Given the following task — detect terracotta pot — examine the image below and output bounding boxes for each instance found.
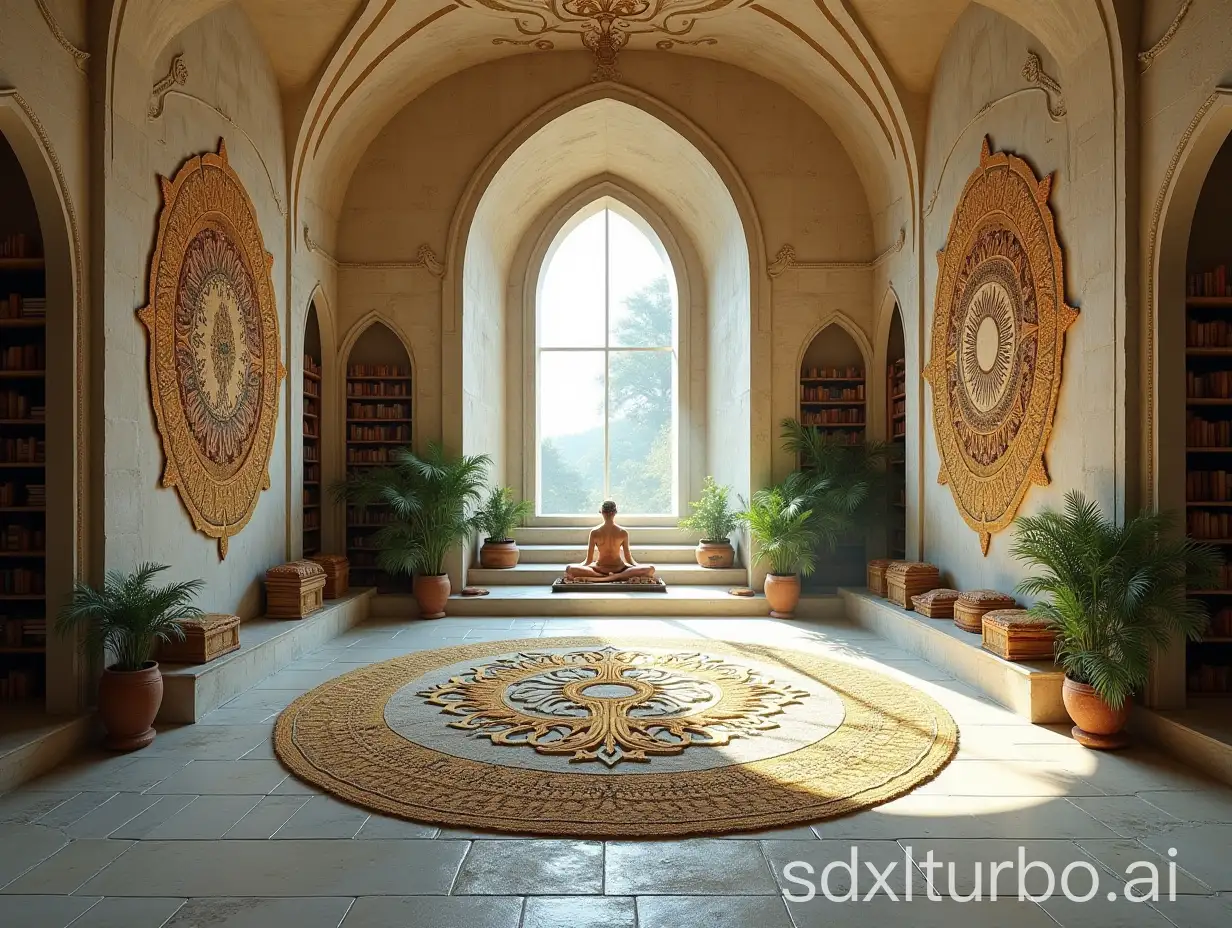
[480,540,519,569]
[764,573,801,618]
[414,573,451,619]
[1062,676,1131,749]
[695,540,735,569]
[98,662,163,751]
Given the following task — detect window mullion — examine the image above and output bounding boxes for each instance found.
[603,208,611,503]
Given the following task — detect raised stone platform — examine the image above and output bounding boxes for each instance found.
[372,584,771,618]
[160,589,375,723]
[0,708,97,792]
[1133,700,1232,788]
[840,588,1066,723]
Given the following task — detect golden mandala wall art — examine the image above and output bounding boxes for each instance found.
[923,137,1078,556]
[139,140,285,558]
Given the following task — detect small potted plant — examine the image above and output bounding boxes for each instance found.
[737,475,824,617]
[1011,490,1221,749]
[476,486,534,568]
[679,477,739,568]
[337,443,490,618]
[57,563,204,750]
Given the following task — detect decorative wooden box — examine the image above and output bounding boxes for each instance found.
[867,559,894,597]
[266,560,327,619]
[157,613,240,664]
[911,588,961,619]
[308,554,349,599]
[885,561,941,609]
[982,609,1056,661]
[953,590,1017,633]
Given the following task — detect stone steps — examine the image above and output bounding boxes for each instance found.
[371,585,768,618]
[468,562,747,586]
[513,543,701,564]
[513,526,698,546]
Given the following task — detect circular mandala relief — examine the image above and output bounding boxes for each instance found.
[924,138,1077,555]
[139,141,283,557]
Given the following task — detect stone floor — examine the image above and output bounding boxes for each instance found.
[1,615,1231,927]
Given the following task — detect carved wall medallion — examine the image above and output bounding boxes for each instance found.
[138,140,284,558]
[923,138,1077,555]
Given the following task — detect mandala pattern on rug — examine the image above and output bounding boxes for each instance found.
[275,637,959,838]
[139,140,284,557]
[924,137,1077,556]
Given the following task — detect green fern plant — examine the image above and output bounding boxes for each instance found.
[736,476,828,576]
[476,486,534,542]
[1011,490,1222,709]
[679,477,739,542]
[778,418,893,517]
[56,563,203,672]
[334,442,491,577]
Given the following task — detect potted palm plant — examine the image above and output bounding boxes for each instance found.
[1011,490,1221,749]
[476,486,534,568]
[337,443,490,618]
[737,474,826,617]
[57,563,204,750]
[679,476,739,568]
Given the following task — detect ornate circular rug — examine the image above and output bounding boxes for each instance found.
[274,637,958,837]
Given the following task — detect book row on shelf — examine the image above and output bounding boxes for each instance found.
[800,409,865,426]
[0,391,43,420]
[1,437,44,464]
[304,395,319,417]
[348,363,409,378]
[0,483,42,507]
[1186,370,1232,399]
[1189,663,1232,695]
[347,402,411,420]
[347,381,409,398]
[304,444,319,464]
[1187,415,1232,448]
[347,448,397,465]
[304,419,319,440]
[808,430,866,446]
[0,668,40,702]
[1199,564,1232,589]
[2,295,44,319]
[802,366,862,380]
[305,463,320,483]
[0,234,37,259]
[1185,470,1232,502]
[303,378,320,400]
[303,509,320,531]
[800,385,864,402]
[348,507,394,527]
[304,354,322,378]
[1,525,45,552]
[1206,608,1232,638]
[891,397,906,419]
[348,424,411,442]
[3,618,45,647]
[1187,319,1232,347]
[1189,265,1232,298]
[0,344,44,371]
[1186,510,1232,539]
[0,568,44,595]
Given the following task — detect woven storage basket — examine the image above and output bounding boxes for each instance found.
[953,590,1017,633]
[308,554,349,599]
[911,588,961,619]
[982,609,1057,661]
[867,559,894,597]
[157,613,240,664]
[885,561,941,609]
[266,560,327,619]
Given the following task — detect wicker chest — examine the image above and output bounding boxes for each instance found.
[953,590,1017,633]
[157,613,240,665]
[885,562,941,609]
[266,560,327,619]
[982,609,1057,661]
[911,588,961,619]
[308,554,349,599]
[867,559,894,597]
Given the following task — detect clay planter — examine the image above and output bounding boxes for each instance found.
[1062,677,1131,749]
[98,662,163,751]
[479,540,519,569]
[414,573,451,619]
[764,573,801,618]
[695,540,735,569]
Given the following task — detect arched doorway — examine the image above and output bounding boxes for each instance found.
[344,320,413,593]
[885,304,906,559]
[302,300,322,557]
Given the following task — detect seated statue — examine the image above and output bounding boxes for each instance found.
[564,500,657,583]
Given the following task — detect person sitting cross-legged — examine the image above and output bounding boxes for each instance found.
[563,500,657,583]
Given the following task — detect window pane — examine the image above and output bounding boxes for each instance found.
[539,211,606,348]
[608,349,675,515]
[608,210,673,348]
[538,351,605,515]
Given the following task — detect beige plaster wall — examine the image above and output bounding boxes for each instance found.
[105,5,289,618]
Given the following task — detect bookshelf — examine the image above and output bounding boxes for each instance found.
[1185,263,1232,697]
[0,228,47,706]
[887,355,906,560]
[302,304,323,558]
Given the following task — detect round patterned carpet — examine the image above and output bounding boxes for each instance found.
[274,637,959,837]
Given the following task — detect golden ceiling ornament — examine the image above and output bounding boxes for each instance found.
[138,140,285,559]
[459,0,740,81]
[421,646,809,767]
[923,137,1077,556]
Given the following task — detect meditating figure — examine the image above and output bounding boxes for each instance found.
[564,500,657,583]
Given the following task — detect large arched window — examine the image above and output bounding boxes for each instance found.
[536,199,678,516]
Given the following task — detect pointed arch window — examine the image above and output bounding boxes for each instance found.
[536,199,678,516]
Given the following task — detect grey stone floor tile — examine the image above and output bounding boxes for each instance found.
[454,840,603,895]
[267,775,319,795]
[79,840,469,897]
[139,725,273,761]
[1138,789,1232,823]
[636,895,793,928]
[1038,894,1179,927]
[1076,839,1212,895]
[195,708,280,726]
[2,838,133,894]
[62,793,162,838]
[341,895,523,927]
[353,813,438,839]
[164,897,354,928]
[787,896,1058,927]
[1140,823,1232,890]
[222,795,310,839]
[905,838,1119,899]
[255,668,354,690]
[523,895,635,928]
[0,894,100,928]
[146,761,289,796]
[0,790,75,823]
[142,796,263,840]
[1147,893,1232,928]
[33,756,190,793]
[763,838,932,899]
[0,824,69,885]
[604,839,778,895]
[221,689,301,712]
[1070,794,1189,838]
[67,897,186,928]
[107,796,198,840]
[272,796,369,839]
[32,790,115,828]
[236,739,278,761]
